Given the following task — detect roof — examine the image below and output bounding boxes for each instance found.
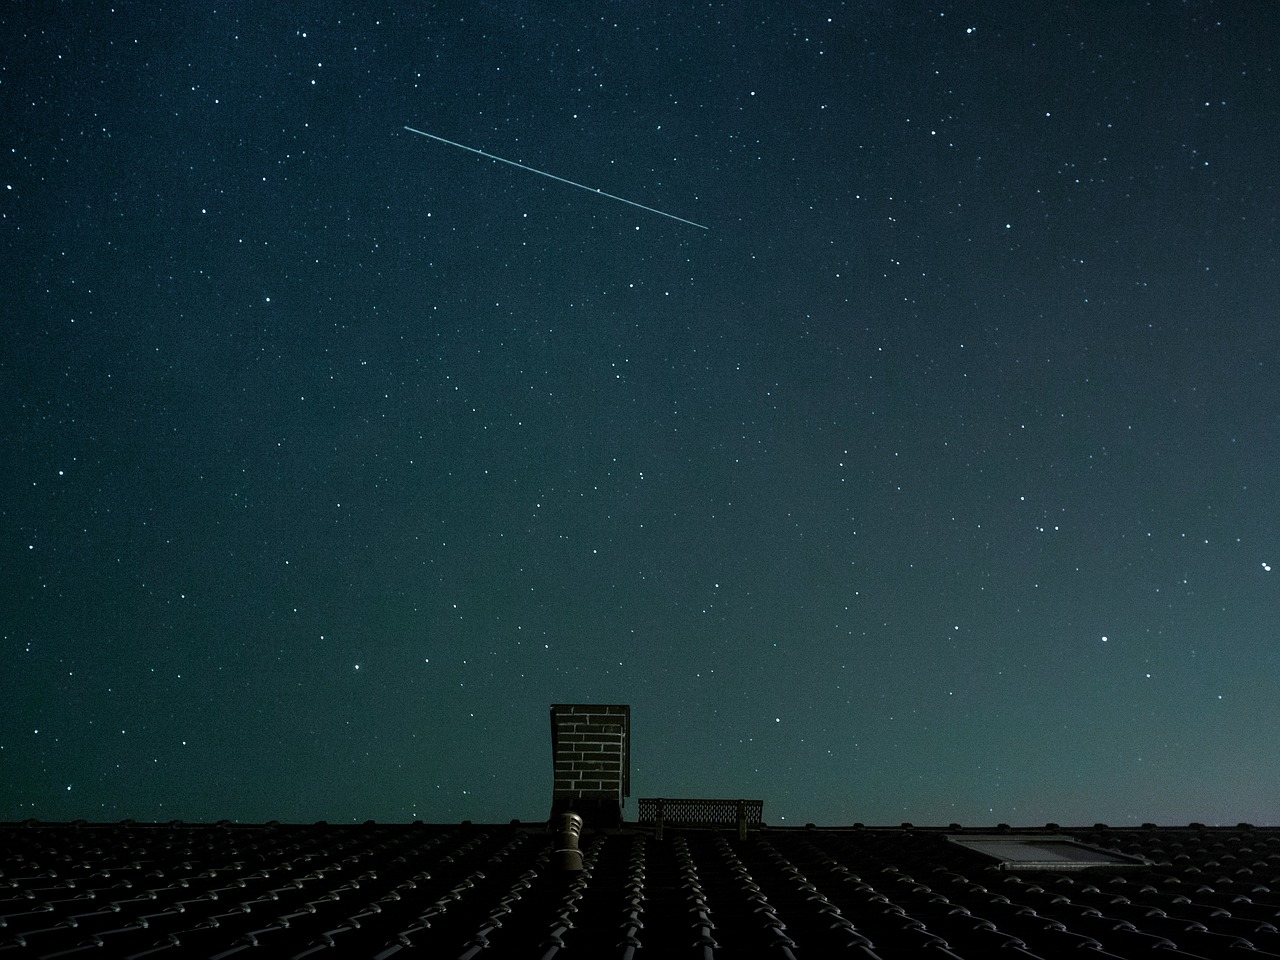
[3,819,1279,958]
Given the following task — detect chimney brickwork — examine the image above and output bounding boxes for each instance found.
[550,704,630,825]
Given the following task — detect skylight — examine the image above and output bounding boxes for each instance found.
[948,835,1148,871]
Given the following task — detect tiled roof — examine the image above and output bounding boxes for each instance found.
[3,819,1279,958]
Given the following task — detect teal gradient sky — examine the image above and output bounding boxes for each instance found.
[3,3,1278,827]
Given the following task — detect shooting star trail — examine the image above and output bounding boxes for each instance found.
[403,126,709,230]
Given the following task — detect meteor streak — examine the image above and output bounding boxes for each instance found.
[403,126,709,230]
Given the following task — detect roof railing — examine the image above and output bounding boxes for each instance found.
[637,798,763,840]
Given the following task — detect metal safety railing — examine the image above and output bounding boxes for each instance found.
[636,798,764,840]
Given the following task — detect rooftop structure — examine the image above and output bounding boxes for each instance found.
[3,820,1279,958]
[3,705,1275,958]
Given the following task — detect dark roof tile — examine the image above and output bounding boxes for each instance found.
[6,822,1280,958]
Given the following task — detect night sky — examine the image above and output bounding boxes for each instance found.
[4,4,1279,829]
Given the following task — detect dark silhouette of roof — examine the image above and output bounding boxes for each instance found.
[3,819,1279,958]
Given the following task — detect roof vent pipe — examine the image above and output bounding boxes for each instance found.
[554,812,584,872]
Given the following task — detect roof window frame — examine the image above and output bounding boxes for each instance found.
[946,834,1149,871]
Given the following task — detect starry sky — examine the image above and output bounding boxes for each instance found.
[3,3,1279,829]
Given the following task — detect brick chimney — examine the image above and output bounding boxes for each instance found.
[549,704,630,826]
